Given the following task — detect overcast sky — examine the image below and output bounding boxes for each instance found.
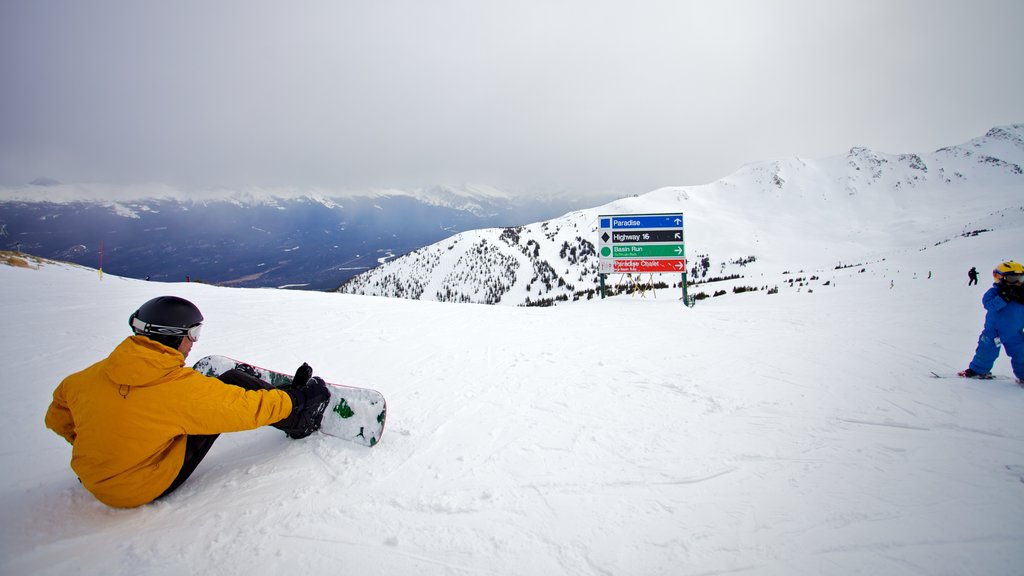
[2,0,1022,197]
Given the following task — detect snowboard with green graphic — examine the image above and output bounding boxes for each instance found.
[193,355,386,447]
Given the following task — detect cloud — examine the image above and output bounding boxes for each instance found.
[2,0,1023,196]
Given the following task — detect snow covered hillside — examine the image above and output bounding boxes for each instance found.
[2,199,1023,576]
[339,124,1024,306]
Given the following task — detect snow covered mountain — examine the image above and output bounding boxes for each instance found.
[338,125,1024,306]
[0,183,611,290]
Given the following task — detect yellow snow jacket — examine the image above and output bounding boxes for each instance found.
[45,336,293,508]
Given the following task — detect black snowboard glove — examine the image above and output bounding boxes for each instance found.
[276,377,330,439]
[290,362,313,389]
[274,362,312,393]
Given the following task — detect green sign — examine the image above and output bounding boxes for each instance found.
[601,244,685,258]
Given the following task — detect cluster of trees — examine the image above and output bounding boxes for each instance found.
[693,273,744,284]
[960,229,991,238]
[730,256,757,266]
[691,284,782,300]
[526,258,562,294]
[689,254,712,279]
[436,239,519,305]
[558,237,595,265]
[499,226,600,301]
[689,255,757,285]
[498,226,523,245]
[523,294,570,307]
[367,276,426,300]
[340,248,445,299]
[784,275,819,287]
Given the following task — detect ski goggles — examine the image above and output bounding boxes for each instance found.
[130,317,203,342]
[1003,273,1023,285]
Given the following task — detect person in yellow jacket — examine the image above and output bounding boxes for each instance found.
[45,296,330,508]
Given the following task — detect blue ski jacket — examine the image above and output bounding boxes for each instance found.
[980,285,1024,340]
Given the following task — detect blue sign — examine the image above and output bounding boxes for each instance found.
[599,214,683,230]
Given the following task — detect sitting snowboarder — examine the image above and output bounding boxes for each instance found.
[960,261,1024,383]
[45,296,330,508]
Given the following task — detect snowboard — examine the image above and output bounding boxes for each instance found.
[193,355,386,447]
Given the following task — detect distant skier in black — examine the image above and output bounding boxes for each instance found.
[968,267,979,286]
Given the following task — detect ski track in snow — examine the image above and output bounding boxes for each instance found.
[2,219,1024,575]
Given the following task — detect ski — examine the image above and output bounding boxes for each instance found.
[930,371,1014,381]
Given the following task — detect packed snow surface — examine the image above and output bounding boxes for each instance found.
[2,204,1023,575]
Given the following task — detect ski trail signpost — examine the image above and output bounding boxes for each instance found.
[598,213,691,304]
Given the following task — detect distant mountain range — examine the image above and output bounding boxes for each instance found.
[5,126,1021,299]
[338,124,1024,306]
[0,184,616,290]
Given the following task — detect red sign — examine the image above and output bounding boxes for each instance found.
[605,259,686,273]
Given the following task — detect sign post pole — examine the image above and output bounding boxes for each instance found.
[681,226,692,306]
[682,270,690,306]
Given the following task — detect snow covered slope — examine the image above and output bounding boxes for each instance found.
[2,197,1024,575]
[339,124,1024,306]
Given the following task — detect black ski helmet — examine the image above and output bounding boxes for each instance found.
[129,296,204,348]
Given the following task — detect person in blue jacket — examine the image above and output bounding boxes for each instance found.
[961,261,1024,383]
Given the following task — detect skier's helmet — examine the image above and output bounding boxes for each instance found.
[992,261,1024,285]
[129,296,204,348]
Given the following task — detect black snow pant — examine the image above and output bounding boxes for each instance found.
[157,368,277,500]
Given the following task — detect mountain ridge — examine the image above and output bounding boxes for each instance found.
[0,181,607,213]
[0,184,609,290]
[338,124,1024,306]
